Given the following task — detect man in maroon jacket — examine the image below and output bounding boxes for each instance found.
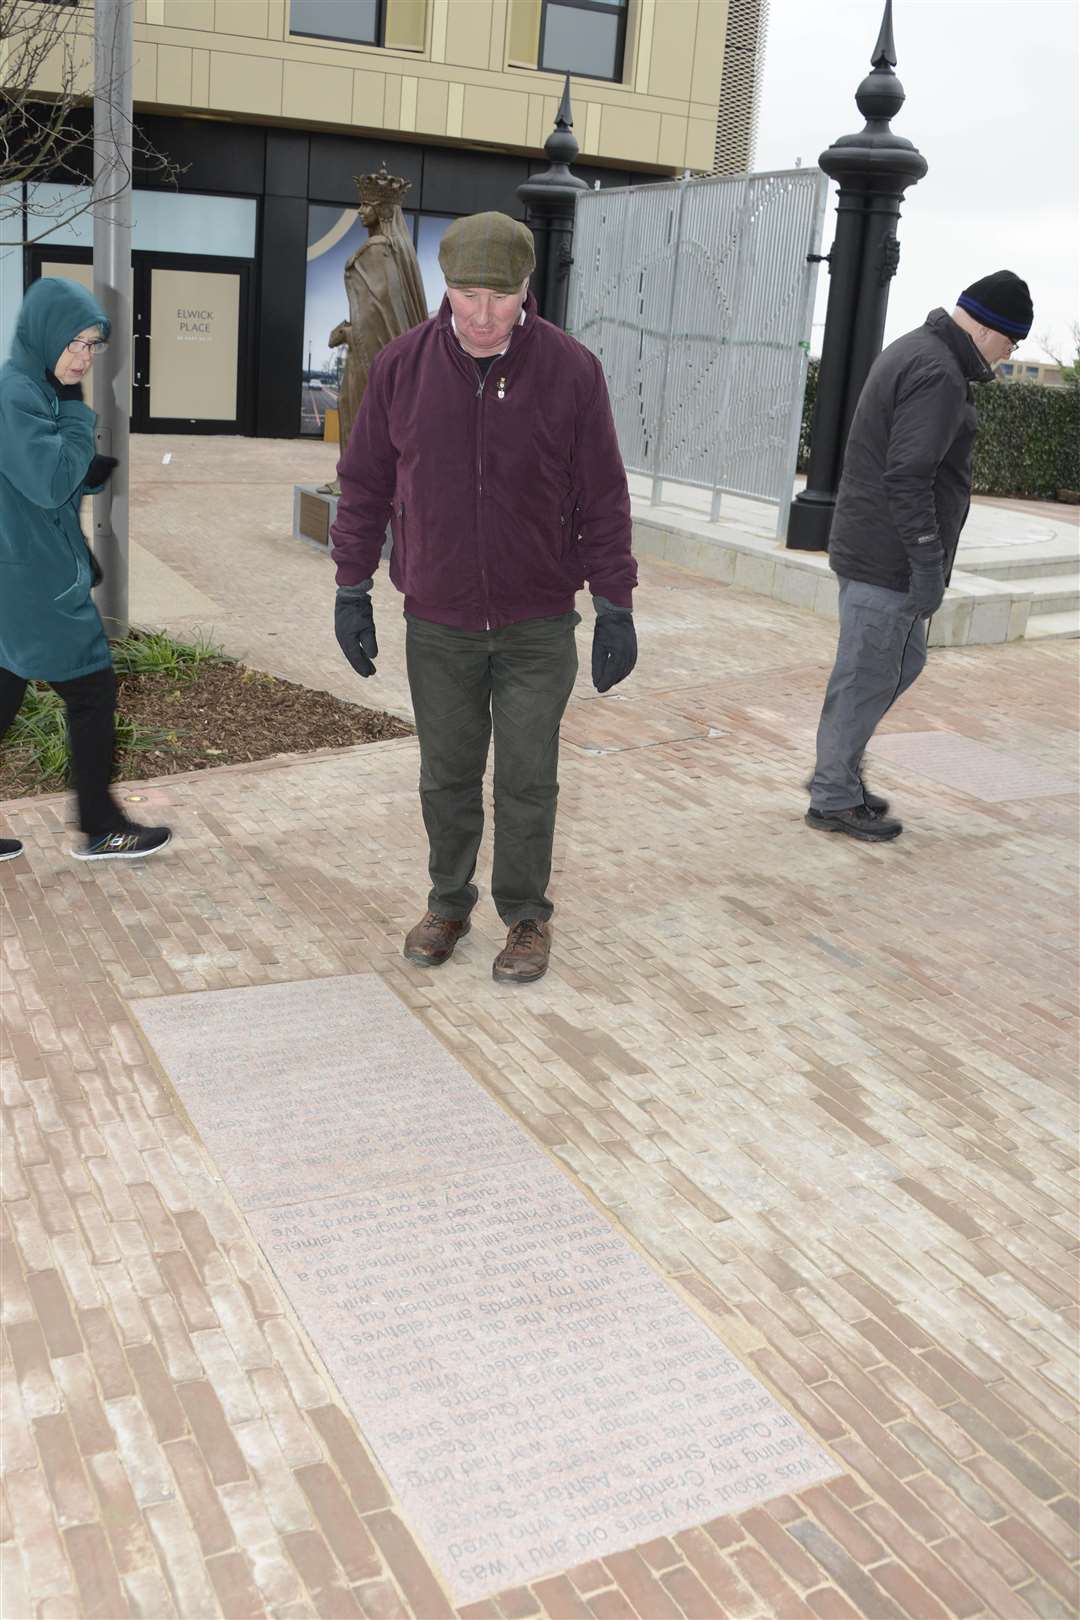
[331,211,637,984]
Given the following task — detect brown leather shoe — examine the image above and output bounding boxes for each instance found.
[403,911,470,966]
[492,919,551,984]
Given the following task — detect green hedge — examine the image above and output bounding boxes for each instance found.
[798,358,1080,500]
[969,380,1080,499]
[798,359,819,472]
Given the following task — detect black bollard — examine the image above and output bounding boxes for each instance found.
[786,0,927,551]
[517,75,589,331]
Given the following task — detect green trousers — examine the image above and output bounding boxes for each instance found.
[405,611,579,926]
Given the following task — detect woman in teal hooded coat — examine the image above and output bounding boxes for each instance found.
[0,277,170,863]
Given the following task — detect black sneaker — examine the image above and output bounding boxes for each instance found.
[805,805,903,842]
[72,825,172,861]
[0,838,24,861]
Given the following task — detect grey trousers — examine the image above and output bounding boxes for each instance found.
[405,611,579,926]
[809,578,928,813]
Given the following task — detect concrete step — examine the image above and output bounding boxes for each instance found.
[970,551,1080,581]
[1025,609,1080,640]
[1019,573,1080,616]
[633,495,1079,646]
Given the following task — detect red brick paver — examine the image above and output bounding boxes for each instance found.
[1,437,1077,1618]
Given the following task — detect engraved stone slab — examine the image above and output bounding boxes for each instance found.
[871,731,1075,803]
[133,979,526,1210]
[133,976,838,1602]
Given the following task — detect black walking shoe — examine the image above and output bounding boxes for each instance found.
[804,774,890,816]
[805,805,903,842]
[0,838,24,861]
[72,824,172,861]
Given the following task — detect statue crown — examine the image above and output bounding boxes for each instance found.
[355,165,411,208]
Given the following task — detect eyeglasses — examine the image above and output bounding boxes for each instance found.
[66,338,108,357]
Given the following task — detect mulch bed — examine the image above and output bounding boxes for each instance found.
[0,661,413,801]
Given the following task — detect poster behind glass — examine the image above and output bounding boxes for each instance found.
[302,206,455,437]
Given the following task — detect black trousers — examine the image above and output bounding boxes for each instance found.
[0,665,125,837]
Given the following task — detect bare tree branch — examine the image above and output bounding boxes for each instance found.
[1035,321,1080,373]
[0,0,182,246]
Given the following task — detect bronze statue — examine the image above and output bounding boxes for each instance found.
[323,167,428,489]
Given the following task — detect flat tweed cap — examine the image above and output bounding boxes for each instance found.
[439,212,535,293]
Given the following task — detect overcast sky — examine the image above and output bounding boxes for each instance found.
[755,0,1079,363]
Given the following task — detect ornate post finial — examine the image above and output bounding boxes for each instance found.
[544,73,582,169]
[871,0,897,69]
[854,1,906,128]
[556,73,574,131]
[516,73,588,328]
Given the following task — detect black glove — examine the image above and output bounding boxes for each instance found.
[908,552,946,619]
[85,454,119,488]
[335,584,378,677]
[591,607,637,693]
[45,369,84,403]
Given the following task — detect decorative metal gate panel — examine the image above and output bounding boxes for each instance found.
[566,169,827,533]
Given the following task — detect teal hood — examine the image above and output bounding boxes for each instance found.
[0,276,112,682]
[8,277,110,382]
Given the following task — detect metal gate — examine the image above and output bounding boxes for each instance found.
[566,168,827,534]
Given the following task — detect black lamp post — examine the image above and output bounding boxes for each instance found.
[786,0,927,551]
[517,75,589,330]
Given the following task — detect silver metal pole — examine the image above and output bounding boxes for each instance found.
[775,172,829,538]
[648,180,687,509]
[92,0,133,639]
[706,175,755,524]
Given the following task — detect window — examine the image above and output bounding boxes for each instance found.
[1026,366,1039,377]
[415,215,457,314]
[1000,363,1013,375]
[290,0,382,47]
[539,0,626,82]
[302,204,455,435]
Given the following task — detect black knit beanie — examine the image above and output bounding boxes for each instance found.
[957,271,1033,339]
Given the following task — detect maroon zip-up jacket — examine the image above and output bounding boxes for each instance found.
[330,293,636,629]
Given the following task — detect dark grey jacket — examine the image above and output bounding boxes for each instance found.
[828,308,994,593]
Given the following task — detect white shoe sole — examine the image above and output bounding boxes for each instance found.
[0,847,24,862]
[71,831,172,861]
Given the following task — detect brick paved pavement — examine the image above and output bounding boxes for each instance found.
[1,438,1077,1619]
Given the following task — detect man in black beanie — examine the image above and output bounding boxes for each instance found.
[805,270,1033,841]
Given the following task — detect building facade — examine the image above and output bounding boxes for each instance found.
[994,359,1066,388]
[7,0,767,436]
